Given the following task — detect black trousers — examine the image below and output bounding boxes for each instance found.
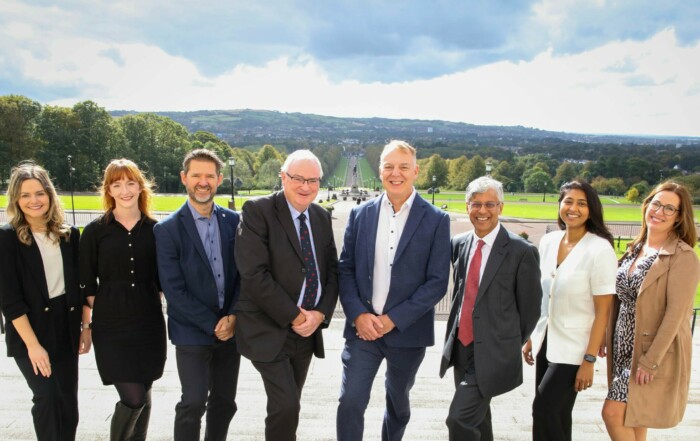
[174,339,240,441]
[532,334,579,441]
[251,330,314,441]
[16,354,79,441]
[445,343,493,441]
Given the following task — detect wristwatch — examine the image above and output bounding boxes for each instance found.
[583,354,596,363]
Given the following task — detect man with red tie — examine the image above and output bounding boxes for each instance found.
[439,176,542,441]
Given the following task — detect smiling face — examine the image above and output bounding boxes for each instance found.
[281,158,322,212]
[181,159,223,206]
[18,178,50,224]
[380,148,418,206]
[468,188,503,238]
[645,190,680,238]
[559,188,590,231]
[108,177,142,212]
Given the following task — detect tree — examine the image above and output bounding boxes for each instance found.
[0,95,43,186]
[423,154,448,189]
[625,187,640,203]
[524,170,554,199]
[37,105,80,190]
[447,156,469,191]
[255,158,282,189]
[464,155,485,185]
[590,176,626,196]
[553,161,578,187]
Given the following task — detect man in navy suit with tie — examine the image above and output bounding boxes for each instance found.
[336,140,451,440]
[154,149,240,441]
[234,150,339,441]
[440,176,542,441]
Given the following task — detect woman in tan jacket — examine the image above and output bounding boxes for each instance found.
[602,181,700,440]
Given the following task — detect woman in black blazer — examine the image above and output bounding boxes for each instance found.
[0,163,89,441]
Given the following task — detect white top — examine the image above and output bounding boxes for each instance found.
[371,191,416,314]
[33,232,65,299]
[530,230,617,364]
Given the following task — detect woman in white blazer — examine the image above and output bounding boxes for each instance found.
[522,181,617,441]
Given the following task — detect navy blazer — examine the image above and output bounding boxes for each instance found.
[338,194,451,348]
[0,225,82,358]
[440,225,542,398]
[154,203,240,345]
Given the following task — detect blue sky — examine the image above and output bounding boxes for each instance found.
[1,0,699,136]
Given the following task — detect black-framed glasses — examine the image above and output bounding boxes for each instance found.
[468,201,501,210]
[649,200,679,216]
[285,172,321,186]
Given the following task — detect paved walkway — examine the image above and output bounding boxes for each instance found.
[2,199,699,440]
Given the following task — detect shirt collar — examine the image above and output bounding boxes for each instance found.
[187,199,217,220]
[286,201,309,221]
[381,188,417,214]
[474,222,501,248]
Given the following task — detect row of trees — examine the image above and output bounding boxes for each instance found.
[0,95,341,193]
[363,143,700,201]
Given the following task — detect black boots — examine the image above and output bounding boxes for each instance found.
[110,401,142,441]
[129,390,152,441]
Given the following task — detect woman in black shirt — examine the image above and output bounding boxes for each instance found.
[80,159,166,441]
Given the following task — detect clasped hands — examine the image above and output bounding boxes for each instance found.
[291,308,325,337]
[354,313,395,341]
[214,314,236,341]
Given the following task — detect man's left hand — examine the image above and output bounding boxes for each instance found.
[215,314,236,341]
[292,308,324,337]
[377,314,395,335]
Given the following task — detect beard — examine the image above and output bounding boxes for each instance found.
[187,185,217,204]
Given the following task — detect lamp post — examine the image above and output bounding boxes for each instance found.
[431,175,436,205]
[486,160,492,176]
[67,155,76,225]
[228,157,236,211]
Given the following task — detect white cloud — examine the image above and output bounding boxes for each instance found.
[7,21,700,137]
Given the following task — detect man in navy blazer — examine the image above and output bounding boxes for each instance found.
[439,176,542,441]
[337,140,451,441]
[154,149,240,441]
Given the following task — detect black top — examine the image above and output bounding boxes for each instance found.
[80,214,166,384]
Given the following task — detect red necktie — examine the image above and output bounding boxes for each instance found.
[458,239,485,346]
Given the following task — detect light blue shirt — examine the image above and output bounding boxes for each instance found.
[287,202,322,308]
[187,200,225,309]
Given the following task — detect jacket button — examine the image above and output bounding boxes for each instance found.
[301,268,306,273]
[70,307,75,311]
[44,307,50,312]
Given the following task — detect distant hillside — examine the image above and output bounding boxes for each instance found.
[110,109,700,148]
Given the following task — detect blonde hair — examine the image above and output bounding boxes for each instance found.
[631,180,697,249]
[6,162,71,246]
[100,159,155,220]
[379,140,417,167]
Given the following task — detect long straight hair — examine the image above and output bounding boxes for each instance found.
[6,162,71,246]
[557,181,614,246]
[630,181,697,250]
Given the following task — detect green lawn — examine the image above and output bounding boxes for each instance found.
[327,156,348,188]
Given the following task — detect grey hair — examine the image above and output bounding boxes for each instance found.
[379,140,416,165]
[465,176,504,202]
[280,150,324,178]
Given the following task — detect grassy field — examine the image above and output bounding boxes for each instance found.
[357,157,378,188]
[327,155,348,187]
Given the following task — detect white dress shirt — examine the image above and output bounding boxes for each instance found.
[371,190,417,314]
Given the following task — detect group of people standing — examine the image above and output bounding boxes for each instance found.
[1,140,698,441]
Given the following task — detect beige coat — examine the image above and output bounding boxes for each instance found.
[607,235,700,428]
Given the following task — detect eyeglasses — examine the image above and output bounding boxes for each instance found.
[285,172,321,186]
[468,201,502,210]
[649,200,679,216]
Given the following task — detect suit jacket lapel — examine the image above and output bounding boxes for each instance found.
[475,225,509,307]
[216,208,232,286]
[365,197,381,272]
[309,206,326,275]
[394,198,427,263]
[178,204,210,266]
[274,193,304,261]
[22,236,50,302]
